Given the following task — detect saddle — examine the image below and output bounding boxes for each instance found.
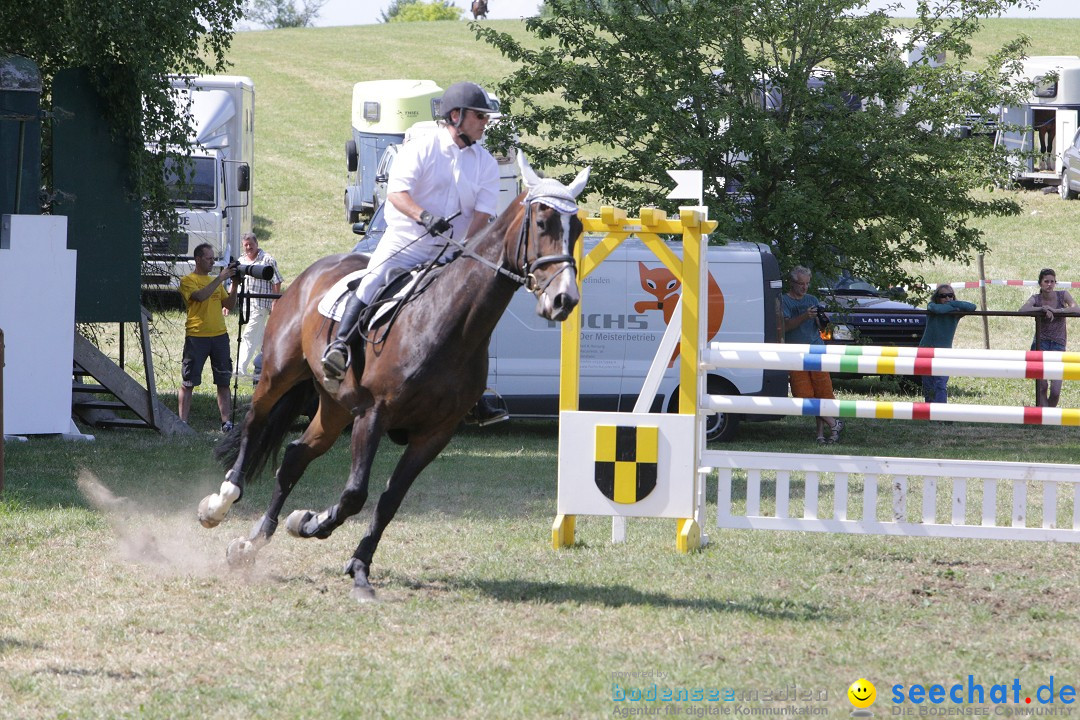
[317,261,448,333]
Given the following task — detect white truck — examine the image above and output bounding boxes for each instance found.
[352,211,787,441]
[143,75,254,289]
[996,56,1080,187]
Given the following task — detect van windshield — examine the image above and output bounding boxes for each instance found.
[164,156,216,207]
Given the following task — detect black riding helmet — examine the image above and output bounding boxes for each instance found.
[439,81,499,125]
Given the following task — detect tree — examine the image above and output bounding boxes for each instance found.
[246,0,328,28]
[381,0,463,22]
[0,0,244,238]
[476,0,1037,294]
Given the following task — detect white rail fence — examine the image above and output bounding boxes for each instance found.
[702,450,1080,542]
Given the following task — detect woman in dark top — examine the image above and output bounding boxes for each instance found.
[1018,268,1079,407]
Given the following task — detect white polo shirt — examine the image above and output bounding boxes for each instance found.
[384,124,501,242]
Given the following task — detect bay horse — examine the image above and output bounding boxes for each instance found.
[198,153,589,601]
[471,0,488,20]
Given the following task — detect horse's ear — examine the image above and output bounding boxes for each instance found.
[517,150,544,189]
[566,166,591,199]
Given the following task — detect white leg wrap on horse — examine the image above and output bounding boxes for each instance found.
[198,480,242,528]
[213,481,241,512]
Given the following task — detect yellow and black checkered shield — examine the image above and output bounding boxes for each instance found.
[594,424,658,504]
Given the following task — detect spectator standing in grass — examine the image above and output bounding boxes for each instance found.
[1019,268,1079,407]
[782,266,843,444]
[230,231,283,381]
[918,284,975,403]
[179,243,238,431]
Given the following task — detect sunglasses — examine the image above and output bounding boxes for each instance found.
[471,110,490,121]
[937,293,954,299]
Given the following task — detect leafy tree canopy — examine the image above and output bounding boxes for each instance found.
[0,0,244,232]
[476,0,1038,294]
[246,0,328,28]
[382,0,463,22]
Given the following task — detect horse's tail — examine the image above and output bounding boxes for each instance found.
[213,379,318,480]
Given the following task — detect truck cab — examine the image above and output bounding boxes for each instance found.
[143,75,254,289]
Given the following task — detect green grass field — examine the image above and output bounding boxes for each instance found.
[4,17,1080,720]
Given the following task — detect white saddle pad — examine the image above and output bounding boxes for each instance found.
[316,267,427,327]
[317,270,368,321]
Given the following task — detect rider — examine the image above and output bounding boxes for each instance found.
[321,80,508,424]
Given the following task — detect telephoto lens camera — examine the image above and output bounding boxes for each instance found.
[228,259,275,281]
[815,304,829,331]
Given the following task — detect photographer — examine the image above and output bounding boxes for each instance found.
[782,266,843,444]
[227,232,283,381]
[179,243,239,431]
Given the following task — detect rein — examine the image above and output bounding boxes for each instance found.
[439,200,576,293]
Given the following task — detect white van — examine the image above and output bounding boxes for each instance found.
[352,211,787,441]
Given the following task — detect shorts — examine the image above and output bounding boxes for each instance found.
[182,334,232,388]
[789,370,834,400]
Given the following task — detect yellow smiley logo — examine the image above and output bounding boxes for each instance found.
[848,678,877,708]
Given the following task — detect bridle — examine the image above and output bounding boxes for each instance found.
[438,197,579,294]
[509,200,578,293]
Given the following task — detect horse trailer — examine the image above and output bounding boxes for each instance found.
[996,56,1080,187]
[343,79,443,223]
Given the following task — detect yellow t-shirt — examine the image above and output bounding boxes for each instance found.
[179,273,228,337]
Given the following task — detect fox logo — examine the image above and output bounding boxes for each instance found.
[633,262,724,367]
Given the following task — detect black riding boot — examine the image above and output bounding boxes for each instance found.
[465,394,509,427]
[321,294,366,388]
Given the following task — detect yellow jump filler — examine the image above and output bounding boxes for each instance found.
[553,200,716,552]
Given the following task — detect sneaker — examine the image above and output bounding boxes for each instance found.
[221,421,234,433]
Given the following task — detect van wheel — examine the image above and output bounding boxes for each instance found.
[666,376,741,443]
[1060,171,1077,200]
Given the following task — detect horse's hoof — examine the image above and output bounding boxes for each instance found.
[285,509,313,538]
[197,494,221,529]
[350,584,378,603]
[226,537,258,568]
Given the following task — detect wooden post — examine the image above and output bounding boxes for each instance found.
[978,253,990,349]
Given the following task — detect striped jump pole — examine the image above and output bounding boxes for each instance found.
[703,395,1080,426]
[703,348,1080,381]
[706,341,1080,365]
[949,279,1080,288]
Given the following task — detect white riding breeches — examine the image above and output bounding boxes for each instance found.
[354,231,451,305]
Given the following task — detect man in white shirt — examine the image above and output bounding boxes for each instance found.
[232,232,283,379]
[321,81,503,420]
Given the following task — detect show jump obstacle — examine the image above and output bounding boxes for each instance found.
[554,207,1080,552]
[554,206,716,553]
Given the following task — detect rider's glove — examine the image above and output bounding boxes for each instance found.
[419,211,452,236]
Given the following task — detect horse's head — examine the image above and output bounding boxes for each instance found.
[513,151,589,322]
